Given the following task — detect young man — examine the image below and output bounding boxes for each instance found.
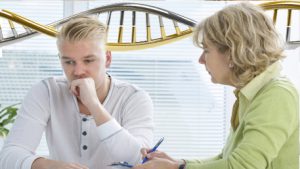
[0,16,154,169]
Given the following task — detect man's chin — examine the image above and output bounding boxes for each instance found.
[210,77,218,84]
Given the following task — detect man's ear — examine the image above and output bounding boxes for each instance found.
[105,51,112,68]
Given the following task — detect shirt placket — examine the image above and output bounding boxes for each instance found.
[80,115,91,160]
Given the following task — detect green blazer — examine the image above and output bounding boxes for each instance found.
[186,62,299,169]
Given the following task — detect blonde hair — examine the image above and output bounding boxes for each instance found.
[57,16,107,47]
[193,3,285,88]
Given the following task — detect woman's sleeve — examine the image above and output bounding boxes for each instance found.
[185,85,298,169]
[185,153,222,164]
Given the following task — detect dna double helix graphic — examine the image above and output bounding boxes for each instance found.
[0,1,299,50]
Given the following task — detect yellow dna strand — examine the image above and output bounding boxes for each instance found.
[0,3,196,51]
[0,1,299,50]
[260,0,300,49]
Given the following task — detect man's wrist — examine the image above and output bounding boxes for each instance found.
[32,157,62,169]
[177,159,186,169]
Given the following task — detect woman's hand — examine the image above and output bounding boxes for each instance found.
[133,148,179,169]
[133,157,178,169]
[141,148,177,163]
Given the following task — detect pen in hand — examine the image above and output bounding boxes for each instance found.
[142,137,164,164]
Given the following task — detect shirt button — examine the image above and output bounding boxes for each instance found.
[83,145,88,150]
[82,131,87,136]
[82,118,87,122]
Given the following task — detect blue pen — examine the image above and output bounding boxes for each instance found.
[109,161,133,168]
[142,137,164,163]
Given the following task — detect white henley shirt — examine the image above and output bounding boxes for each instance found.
[0,76,154,169]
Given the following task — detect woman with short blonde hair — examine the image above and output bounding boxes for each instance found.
[193,2,285,88]
[134,2,299,169]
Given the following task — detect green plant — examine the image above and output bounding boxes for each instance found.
[0,103,19,137]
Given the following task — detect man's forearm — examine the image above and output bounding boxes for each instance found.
[31,157,64,169]
[89,102,112,126]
